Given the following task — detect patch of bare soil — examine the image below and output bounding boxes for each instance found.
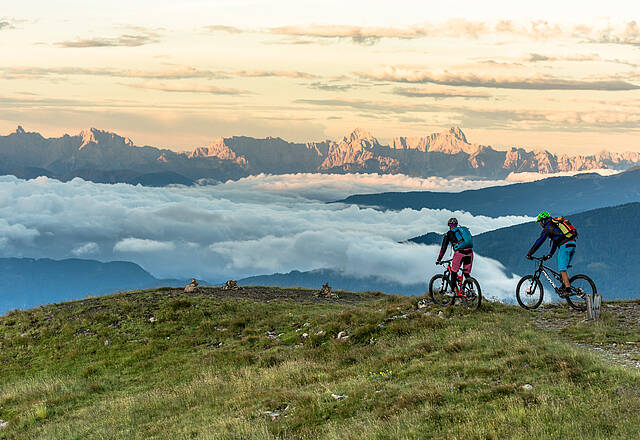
[531,301,640,369]
[190,285,377,305]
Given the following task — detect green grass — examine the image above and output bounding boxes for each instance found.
[0,288,639,439]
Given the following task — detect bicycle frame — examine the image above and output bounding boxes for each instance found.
[439,260,465,296]
[532,259,562,291]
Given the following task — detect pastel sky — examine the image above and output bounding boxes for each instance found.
[1,0,639,154]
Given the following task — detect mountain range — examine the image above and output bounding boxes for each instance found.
[336,168,640,217]
[2,126,640,184]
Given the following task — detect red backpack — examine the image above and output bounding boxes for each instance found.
[552,216,578,240]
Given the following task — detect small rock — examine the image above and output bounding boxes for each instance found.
[149,316,157,323]
[417,299,429,309]
[303,322,310,327]
[0,419,7,429]
[336,331,349,340]
[314,282,339,299]
[438,311,445,318]
[331,393,347,400]
[314,330,326,336]
[184,278,199,293]
[301,333,309,338]
[521,384,533,391]
[262,410,280,421]
[223,280,239,290]
[104,340,112,346]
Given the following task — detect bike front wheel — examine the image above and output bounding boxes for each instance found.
[460,277,482,310]
[429,274,452,306]
[516,275,544,309]
[566,274,596,311]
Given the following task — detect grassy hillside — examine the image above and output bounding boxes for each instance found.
[1,287,639,439]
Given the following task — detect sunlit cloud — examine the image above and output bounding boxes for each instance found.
[392,87,491,99]
[204,20,640,47]
[358,67,640,91]
[232,69,317,79]
[125,81,251,95]
[0,66,226,80]
[0,20,13,31]
[54,33,159,48]
[205,25,247,34]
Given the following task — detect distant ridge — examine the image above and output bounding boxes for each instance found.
[2,126,640,185]
[0,257,189,313]
[336,169,640,217]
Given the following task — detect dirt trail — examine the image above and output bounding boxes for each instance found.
[531,301,640,369]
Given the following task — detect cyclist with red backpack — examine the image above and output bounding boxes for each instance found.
[526,211,578,297]
[436,217,474,293]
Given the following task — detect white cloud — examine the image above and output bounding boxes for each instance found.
[71,242,99,256]
[0,173,545,299]
[114,238,176,253]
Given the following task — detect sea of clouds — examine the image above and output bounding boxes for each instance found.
[1,170,610,301]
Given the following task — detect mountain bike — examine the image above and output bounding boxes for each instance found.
[515,256,596,311]
[429,259,482,310]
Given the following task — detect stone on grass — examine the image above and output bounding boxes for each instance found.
[262,410,280,421]
[336,331,349,340]
[104,340,112,346]
[301,333,309,338]
[0,419,7,429]
[331,393,347,400]
[314,282,339,299]
[223,280,239,290]
[149,316,157,323]
[184,278,199,293]
[521,384,533,391]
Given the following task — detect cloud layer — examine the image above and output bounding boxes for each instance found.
[0,173,537,299]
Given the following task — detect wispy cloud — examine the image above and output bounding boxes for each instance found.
[205,25,245,34]
[308,82,355,92]
[591,20,640,47]
[392,87,491,99]
[126,81,250,95]
[295,97,640,131]
[0,66,227,80]
[0,20,13,31]
[202,20,640,47]
[358,67,640,91]
[232,69,317,79]
[55,33,158,48]
[0,66,318,81]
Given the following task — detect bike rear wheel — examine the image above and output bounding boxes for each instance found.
[459,277,482,310]
[516,275,544,309]
[566,274,596,311]
[429,274,452,306]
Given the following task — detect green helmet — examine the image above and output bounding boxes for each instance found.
[536,211,551,222]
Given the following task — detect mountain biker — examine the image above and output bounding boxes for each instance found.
[436,217,474,293]
[526,211,575,297]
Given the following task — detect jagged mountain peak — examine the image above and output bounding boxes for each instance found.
[14,125,26,135]
[443,126,468,143]
[346,128,377,143]
[77,128,135,149]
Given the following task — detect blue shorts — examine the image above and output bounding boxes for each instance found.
[557,242,576,272]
